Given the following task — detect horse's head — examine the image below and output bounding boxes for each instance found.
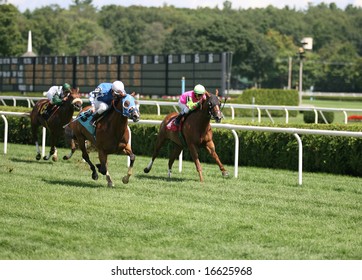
[68,88,83,111]
[204,91,223,123]
[114,92,140,122]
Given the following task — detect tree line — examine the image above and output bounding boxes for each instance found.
[1,0,362,92]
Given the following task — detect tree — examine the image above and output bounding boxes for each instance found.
[0,4,24,56]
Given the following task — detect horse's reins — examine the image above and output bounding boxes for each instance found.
[112,99,124,115]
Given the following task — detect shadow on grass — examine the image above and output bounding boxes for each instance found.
[136,173,186,182]
[42,178,102,189]
[10,157,53,165]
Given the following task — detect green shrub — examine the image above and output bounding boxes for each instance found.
[303,111,334,124]
[2,115,361,176]
[232,89,299,117]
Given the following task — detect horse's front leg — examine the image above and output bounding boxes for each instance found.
[35,141,41,160]
[43,132,58,161]
[79,139,98,181]
[43,146,57,161]
[205,141,229,177]
[96,151,113,187]
[188,144,204,182]
[31,122,41,160]
[122,143,135,184]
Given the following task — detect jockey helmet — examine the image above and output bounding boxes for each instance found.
[112,80,126,96]
[62,83,71,92]
[194,84,206,95]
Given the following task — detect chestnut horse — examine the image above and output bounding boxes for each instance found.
[144,92,229,182]
[64,93,140,187]
[30,88,83,161]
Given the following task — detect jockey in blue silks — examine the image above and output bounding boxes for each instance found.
[88,81,127,126]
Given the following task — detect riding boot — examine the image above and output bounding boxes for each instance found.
[90,112,101,127]
[174,113,184,126]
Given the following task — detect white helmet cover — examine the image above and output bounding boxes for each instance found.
[194,84,206,95]
[112,81,126,95]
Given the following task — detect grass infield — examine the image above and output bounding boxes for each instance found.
[0,143,361,260]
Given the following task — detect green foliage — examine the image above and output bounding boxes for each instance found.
[233,89,299,117]
[303,110,335,124]
[2,3,362,91]
[0,4,24,56]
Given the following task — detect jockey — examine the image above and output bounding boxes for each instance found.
[89,80,127,127]
[174,84,207,126]
[43,83,71,117]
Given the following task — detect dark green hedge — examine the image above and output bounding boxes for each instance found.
[128,123,362,177]
[303,110,335,124]
[1,116,361,176]
[231,89,299,117]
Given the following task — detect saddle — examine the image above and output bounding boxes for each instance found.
[39,102,57,120]
[166,116,182,132]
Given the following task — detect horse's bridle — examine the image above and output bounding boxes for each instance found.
[112,96,140,122]
[206,96,223,122]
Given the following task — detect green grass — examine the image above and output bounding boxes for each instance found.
[0,144,361,260]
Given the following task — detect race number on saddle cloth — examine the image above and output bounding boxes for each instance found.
[78,93,136,137]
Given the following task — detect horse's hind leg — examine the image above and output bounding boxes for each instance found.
[167,144,183,178]
[144,132,166,173]
[205,140,229,177]
[63,138,76,160]
[63,126,76,160]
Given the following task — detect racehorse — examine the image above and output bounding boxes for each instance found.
[30,88,83,161]
[144,91,229,182]
[64,93,140,187]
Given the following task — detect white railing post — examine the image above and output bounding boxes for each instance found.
[1,115,8,154]
[293,133,303,186]
[42,127,46,158]
[231,130,239,178]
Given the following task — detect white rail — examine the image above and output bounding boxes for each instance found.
[2,95,362,124]
[2,113,362,186]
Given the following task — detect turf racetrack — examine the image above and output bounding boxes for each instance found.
[0,144,361,259]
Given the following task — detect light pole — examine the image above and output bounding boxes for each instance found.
[298,37,313,105]
[298,47,305,105]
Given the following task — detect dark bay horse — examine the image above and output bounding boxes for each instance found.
[30,88,83,161]
[64,93,140,187]
[144,92,229,182]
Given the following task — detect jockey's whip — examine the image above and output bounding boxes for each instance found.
[62,115,82,128]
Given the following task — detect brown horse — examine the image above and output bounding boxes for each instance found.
[144,92,229,182]
[64,93,140,187]
[30,88,83,161]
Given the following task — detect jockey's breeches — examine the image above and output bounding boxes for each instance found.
[178,101,189,114]
[93,100,109,114]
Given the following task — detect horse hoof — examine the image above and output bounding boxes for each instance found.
[36,154,41,161]
[63,155,69,160]
[144,167,150,173]
[43,156,49,160]
[122,176,129,184]
[52,156,58,162]
[92,172,98,180]
[107,182,114,187]
[222,171,229,177]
